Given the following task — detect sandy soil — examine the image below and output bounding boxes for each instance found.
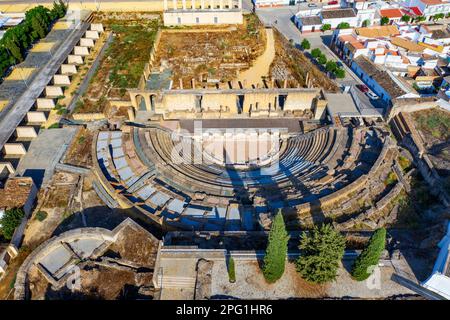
[237,28,275,88]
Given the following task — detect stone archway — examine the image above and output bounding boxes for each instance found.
[150,94,156,112]
[129,91,156,112]
[136,94,147,111]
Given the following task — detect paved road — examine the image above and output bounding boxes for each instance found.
[0,18,89,151]
[255,5,362,86]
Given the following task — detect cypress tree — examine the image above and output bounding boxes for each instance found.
[296,224,346,284]
[5,38,23,62]
[351,228,387,281]
[31,16,46,39]
[262,210,290,283]
[227,256,236,283]
[0,207,25,240]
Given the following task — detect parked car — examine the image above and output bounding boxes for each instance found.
[366,91,379,100]
[356,84,369,93]
[328,1,338,4]
[308,3,317,7]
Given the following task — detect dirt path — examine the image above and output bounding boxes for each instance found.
[237,28,275,88]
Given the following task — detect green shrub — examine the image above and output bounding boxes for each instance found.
[48,123,60,129]
[296,224,346,284]
[326,61,338,73]
[300,39,310,50]
[337,22,350,29]
[351,228,386,281]
[380,16,389,25]
[0,208,25,240]
[401,15,411,23]
[321,24,331,32]
[228,256,236,283]
[334,68,345,78]
[398,156,411,173]
[262,211,290,283]
[311,48,321,58]
[317,54,327,65]
[35,211,48,222]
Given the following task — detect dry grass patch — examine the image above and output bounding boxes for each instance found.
[64,127,94,168]
[270,30,338,91]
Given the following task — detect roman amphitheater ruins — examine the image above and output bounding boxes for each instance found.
[88,12,404,233]
[0,6,410,237]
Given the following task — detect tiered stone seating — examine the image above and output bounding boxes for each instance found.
[94,125,386,232]
[137,126,345,198]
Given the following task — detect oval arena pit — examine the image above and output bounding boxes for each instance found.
[92,119,393,231]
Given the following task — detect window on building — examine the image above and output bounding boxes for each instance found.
[177,17,181,24]
[196,17,200,24]
[214,17,218,24]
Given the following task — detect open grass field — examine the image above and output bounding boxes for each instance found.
[414,108,450,141]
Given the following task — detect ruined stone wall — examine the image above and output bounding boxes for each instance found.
[287,137,394,221]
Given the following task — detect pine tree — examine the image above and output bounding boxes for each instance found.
[351,228,386,281]
[262,211,290,283]
[300,39,310,50]
[296,224,346,284]
[0,207,25,240]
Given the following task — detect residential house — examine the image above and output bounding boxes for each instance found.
[252,0,291,8]
[296,15,322,33]
[380,8,406,24]
[404,0,450,19]
[352,55,419,103]
[320,8,359,29]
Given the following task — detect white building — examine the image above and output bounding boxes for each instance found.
[321,8,360,29]
[403,0,450,18]
[295,15,322,33]
[422,221,450,299]
[252,0,291,8]
[163,0,243,26]
[352,55,419,103]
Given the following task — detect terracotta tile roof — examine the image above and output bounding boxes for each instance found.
[421,0,443,5]
[346,41,365,53]
[339,34,358,42]
[355,25,400,38]
[380,8,404,18]
[391,37,425,52]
